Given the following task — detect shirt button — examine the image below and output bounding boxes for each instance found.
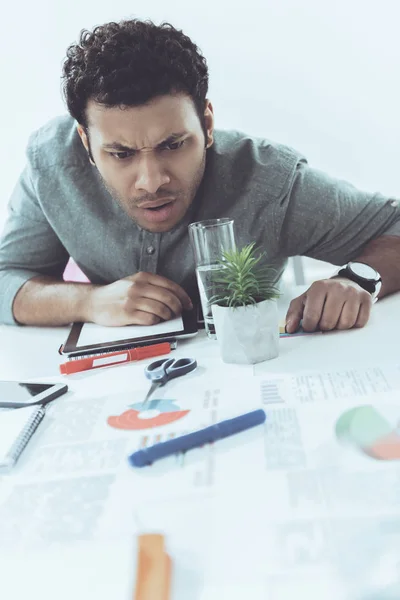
[389,199,398,208]
[146,245,155,255]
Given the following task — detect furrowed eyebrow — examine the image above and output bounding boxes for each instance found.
[102,142,134,151]
[102,132,187,152]
[156,133,186,148]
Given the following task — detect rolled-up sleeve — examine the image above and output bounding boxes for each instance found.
[275,160,400,264]
[0,154,69,324]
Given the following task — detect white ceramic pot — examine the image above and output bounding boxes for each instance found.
[211,299,279,364]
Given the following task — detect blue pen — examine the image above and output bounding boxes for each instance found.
[128,408,266,468]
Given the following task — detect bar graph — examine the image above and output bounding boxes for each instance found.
[261,380,284,404]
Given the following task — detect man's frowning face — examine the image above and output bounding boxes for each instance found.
[78,94,214,233]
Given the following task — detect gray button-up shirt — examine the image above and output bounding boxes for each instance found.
[0,115,399,325]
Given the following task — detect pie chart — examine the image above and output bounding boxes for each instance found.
[107,398,190,431]
[335,405,400,460]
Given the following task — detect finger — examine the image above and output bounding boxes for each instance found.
[125,295,175,322]
[317,290,345,331]
[301,284,328,331]
[130,283,184,317]
[123,309,162,326]
[127,272,193,310]
[354,297,372,328]
[285,294,306,333]
[336,299,361,330]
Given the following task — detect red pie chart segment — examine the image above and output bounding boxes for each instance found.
[365,432,400,460]
[107,399,190,431]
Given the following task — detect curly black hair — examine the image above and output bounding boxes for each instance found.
[62,19,209,130]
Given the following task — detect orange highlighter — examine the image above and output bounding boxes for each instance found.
[59,342,173,375]
[134,534,171,600]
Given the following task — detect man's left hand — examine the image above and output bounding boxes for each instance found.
[285,278,373,333]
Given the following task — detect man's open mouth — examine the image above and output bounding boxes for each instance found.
[145,201,173,211]
[138,200,176,224]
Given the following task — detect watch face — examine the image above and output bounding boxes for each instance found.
[349,262,378,281]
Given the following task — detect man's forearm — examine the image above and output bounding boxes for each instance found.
[12,276,99,326]
[354,235,400,298]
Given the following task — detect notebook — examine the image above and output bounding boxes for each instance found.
[61,311,198,356]
[0,406,45,471]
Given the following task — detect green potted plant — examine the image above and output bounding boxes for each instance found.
[210,243,280,364]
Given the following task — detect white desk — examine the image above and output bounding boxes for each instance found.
[0,287,398,379]
[1,290,400,600]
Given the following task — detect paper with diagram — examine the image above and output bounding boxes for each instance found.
[1,362,400,598]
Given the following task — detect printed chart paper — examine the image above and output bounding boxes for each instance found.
[2,363,400,598]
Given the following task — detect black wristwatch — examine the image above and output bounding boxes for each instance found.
[336,261,382,301]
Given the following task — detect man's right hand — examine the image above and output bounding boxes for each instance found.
[86,272,193,326]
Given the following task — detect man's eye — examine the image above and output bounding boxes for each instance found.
[110,151,134,160]
[163,140,185,151]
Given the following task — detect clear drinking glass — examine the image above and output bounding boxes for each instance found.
[188,218,236,339]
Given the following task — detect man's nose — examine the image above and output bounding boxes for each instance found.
[134,153,170,193]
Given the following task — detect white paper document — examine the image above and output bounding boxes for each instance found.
[131,364,400,598]
[0,541,137,600]
[1,363,400,598]
[0,370,260,551]
[77,315,184,346]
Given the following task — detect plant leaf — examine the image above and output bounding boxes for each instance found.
[209,242,281,308]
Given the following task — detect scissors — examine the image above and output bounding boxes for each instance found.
[142,357,197,407]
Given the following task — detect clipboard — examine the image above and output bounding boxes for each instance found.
[61,310,198,356]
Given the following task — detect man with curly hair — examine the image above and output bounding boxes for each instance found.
[1,19,399,332]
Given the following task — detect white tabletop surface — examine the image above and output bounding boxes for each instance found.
[0,287,398,379]
[1,288,400,599]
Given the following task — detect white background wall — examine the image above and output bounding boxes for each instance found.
[0,0,399,280]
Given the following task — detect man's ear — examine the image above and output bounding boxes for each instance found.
[77,125,95,165]
[76,125,88,151]
[204,100,214,149]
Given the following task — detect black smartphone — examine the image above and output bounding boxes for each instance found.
[0,381,68,408]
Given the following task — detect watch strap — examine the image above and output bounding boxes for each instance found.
[336,267,377,294]
[332,264,381,303]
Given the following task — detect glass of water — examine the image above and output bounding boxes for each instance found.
[188,218,236,339]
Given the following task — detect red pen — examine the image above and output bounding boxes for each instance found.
[59,342,172,375]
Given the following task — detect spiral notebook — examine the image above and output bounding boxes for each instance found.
[0,406,45,471]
